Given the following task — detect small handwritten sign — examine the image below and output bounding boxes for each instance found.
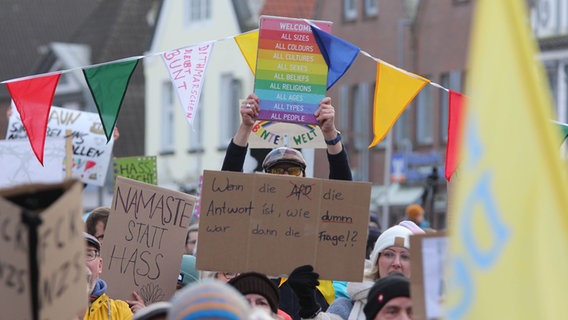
[196,170,371,281]
[0,138,65,189]
[101,177,197,304]
[113,156,158,185]
[249,120,326,149]
[254,16,332,125]
[7,105,115,186]
[0,180,86,320]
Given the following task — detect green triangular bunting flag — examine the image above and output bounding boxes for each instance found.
[83,59,140,141]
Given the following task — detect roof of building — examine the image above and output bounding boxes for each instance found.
[0,0,99,84]
[0,0,162,157]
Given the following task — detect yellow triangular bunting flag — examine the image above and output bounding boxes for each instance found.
[369,63,429,147]
[234,30,259,75]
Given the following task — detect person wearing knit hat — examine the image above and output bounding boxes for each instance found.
[301,222,423,320]
[367,221,425,280]
[405,204,425,227]
[168,280,251,320]
[227,272,280,315]
[363,273,411,320]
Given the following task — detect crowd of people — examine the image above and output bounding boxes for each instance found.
[76,94,436,320]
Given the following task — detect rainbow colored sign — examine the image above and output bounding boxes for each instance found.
[254,16,332,124]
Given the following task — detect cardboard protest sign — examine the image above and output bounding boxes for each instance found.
[0,180,86,320]
[113,156,158,185]
[101,176,198,304]
[410,232,448,320]
[0,138,65,189]
[6,105,115,186]
[249,120,326,149]
[196,170,371,281]
[254,16,332,124]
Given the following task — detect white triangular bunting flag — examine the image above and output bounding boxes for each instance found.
[161,41,215,126]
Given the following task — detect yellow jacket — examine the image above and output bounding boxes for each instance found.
[83,293,133,320]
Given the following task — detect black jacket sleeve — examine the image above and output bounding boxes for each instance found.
[221,139,248,172]
[327,145,352,181]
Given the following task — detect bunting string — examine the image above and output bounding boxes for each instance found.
[359,50,449,92]
[3,17,562,187]
[0,30,259,84]
[1,28,451,92]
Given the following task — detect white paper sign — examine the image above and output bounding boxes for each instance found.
[0,138,65,189]
[6,105,114,186]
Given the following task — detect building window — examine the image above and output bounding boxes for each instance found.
[364,0,378,17]
[188,97,204,152]
[339,84,350,135]
[161,82,175,154]
[218,74,242,147]
[343,0,357,21]
[186,0,211,25]
[352,83,371,151]
[416,81,433,145]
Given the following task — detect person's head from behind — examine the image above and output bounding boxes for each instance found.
[367,222,424,279]
[364,273,411,320]
[227,272,279,315]
[184,224,199,255]
[405,204,424,226]
[86,207,110,244]
[262,147,306,177]
[167,280,251,320]
[84,232,102,294]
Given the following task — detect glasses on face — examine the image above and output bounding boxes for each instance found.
[86,249,100,261]
[380,250,410,262]
[219,272,239,280]
[267,166,303,176]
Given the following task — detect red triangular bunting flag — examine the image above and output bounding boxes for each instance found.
[6,73,61,164]
[445,90,466,181]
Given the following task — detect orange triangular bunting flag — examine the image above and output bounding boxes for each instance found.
[6,73,61,164]
[369,63,429,148]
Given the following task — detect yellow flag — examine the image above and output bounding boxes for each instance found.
[369,63,428,147]
[234,30,259,75]
[445,1,568,319]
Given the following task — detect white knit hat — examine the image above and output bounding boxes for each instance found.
[365,221,423,279]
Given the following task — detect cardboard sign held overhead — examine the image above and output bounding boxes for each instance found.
[101,177,198,304]
[196,170,371,282]
[0,180,86,320]
[254,16,332,125]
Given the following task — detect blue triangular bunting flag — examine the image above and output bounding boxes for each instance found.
[310,25,360,89]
